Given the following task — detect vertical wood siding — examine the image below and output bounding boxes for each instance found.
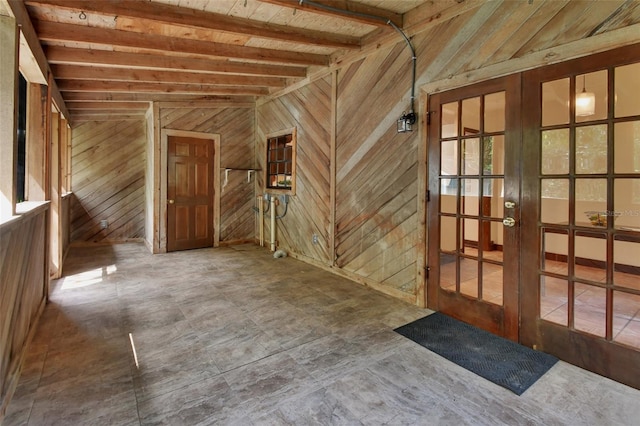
[0,208,47,418]
[160,107,255,243]
[70,120,146,242]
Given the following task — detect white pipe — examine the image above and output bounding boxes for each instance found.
[270,195,276,251]
[258,195,264,247]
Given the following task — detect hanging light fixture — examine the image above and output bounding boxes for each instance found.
[576,74,595,116]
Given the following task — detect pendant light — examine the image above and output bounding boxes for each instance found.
[576,74,595,117]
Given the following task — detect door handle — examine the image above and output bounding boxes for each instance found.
[168,199,175,204]
[503,217,516,227]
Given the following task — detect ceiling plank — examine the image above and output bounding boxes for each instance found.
[57,80,270,96]
[50,64,288,87]
[62,92,256,103]
[258,0,402,28]
[45,46,307,78]
[33,19,330,66]
[25,0,361,49]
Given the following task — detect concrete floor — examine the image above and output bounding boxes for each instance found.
[4,243,640,425]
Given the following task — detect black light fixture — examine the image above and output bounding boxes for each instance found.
[397,111,416,133]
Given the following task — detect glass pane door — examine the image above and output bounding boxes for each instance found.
[428,75,520,340]
[522,45,640,390]
[538,64,640,348]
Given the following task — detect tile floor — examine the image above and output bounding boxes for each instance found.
[4,242,640,425]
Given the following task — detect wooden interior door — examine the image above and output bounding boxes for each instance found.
[167,136,214,252]
[427,74,521,340]
[521,45,640,389]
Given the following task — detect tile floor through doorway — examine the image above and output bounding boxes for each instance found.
[4,243,640,425]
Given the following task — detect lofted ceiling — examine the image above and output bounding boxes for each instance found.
[15,0,436,122]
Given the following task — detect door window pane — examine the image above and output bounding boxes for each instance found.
[460,257,479,298]
[614,121,640,174]
[613,239,640,291]
[462,137,480,175]
[461,97,480,133]
[484,92,505,132]
[614,179,640,230]
[540,276,568,326]
[483,135,504,175]
[442,102,459,138]
[615,62,640,118]
[574,283,606,337]
[463,218,479,252]
[542,230,569,276]
[482,262,503,305]
[576,125,607,174]
[613,291,640,349]
[441,139,458,175]
[576,70,607,123]
[542,78,570,126]
[440,252,457,291]
[574,233,607,283]
[440,216,457,253]
[576,179,607,225]
[541,179,569,224]
[440,179,457,212]
[483,178,504,219]
[542,129,569,174]
[461,179,479,215]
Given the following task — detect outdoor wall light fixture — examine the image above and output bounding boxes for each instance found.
[576,74,596,116]
[296,0,417,133]
[397,111,417,133]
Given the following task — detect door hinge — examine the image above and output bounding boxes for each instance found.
[425,266,430,279]
[426,111,432,125]
[426,190,430,202]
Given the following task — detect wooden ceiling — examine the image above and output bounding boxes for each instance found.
[17,0,433,122]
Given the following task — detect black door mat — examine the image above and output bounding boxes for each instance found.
[394,313,558,395]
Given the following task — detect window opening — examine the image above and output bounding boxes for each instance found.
[17,73,27,202]
[266,130,295,192]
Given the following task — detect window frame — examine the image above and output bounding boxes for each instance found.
[264,127,297,195]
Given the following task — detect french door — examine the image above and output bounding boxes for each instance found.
[521,45,640,389]
[427,74,521,340]
[427,44,640,389]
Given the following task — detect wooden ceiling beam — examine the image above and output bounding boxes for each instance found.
[25,0,360,49]
[72,113,146,122]
[258,0,402,28]
[50,64,287,87]
[5,0,71,121]
[62,92,256,103]
[45,46,307,78]
[33,20,330,66]
[66,101,149,110]
[57,80,270,96]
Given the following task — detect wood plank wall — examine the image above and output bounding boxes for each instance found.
[70,120,146,242]
[160,107,255,243]
[256,0,640,304]
[0,206,48,419]
[256,76,332,263]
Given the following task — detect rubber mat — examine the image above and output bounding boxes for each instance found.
[394,313,558,395]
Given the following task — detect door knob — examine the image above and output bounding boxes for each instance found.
[168,199,175,204]
[503,217,516,227]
